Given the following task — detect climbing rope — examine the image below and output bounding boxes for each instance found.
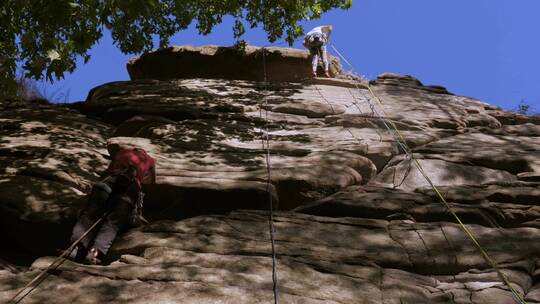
[330,43,528,304]
[8,214,108,304]
[341,79,414,187]
[9,39,525,304]
[260,47,279,304]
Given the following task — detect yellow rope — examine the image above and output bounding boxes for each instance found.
[331,43,527,304]
[365,84,527,304]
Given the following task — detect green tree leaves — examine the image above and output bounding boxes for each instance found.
[0,0,351,98]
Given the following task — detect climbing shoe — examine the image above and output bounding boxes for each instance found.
[68,245,86,262]
[85,248,102,265]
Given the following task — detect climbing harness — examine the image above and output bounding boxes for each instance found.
[260,47,279,304]
[330,43,528,304]
[8,214,108,304]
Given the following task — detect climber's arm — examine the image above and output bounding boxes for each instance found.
[149,166,157,184]
[322,25,333,42]
[142,165,156,185]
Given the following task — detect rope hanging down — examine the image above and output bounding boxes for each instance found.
[330,43,528,304]
[261,47,279,304]
[7,40,525,304]
[8,214,108,304]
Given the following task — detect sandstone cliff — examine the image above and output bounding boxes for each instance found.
[1,45,540,303]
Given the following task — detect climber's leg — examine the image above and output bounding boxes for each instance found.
[69,180,113,260]
[310,47,319,77]
[86,179,138,264]
[320,45,330,77]
[86,195,133,264]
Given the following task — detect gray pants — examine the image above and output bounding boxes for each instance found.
[304,33,329,73]
[309,44,329,73]
[70,175,137,256]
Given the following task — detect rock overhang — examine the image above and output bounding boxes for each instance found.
[127,44,344,82]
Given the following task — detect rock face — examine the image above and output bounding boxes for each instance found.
[0,103,111,257]
[1,47,540,303]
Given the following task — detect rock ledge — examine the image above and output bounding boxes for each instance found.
[127,45,343,82]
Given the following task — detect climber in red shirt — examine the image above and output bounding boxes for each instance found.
[106,148,156,188]
[69,148,156,264]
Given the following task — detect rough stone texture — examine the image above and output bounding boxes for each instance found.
[0,103,111,256]
[1,47,540,303]
[2,210,539,303]
[296,184,540,228]
[127,45,343,82]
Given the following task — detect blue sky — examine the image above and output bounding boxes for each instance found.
[42,0,539,113]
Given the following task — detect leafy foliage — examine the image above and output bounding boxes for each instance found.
[0,0,351,98]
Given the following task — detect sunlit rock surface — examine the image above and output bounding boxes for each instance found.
[1,47,539,303]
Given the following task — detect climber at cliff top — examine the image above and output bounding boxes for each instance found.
[68,147,156,265]
[303,25,333,78]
